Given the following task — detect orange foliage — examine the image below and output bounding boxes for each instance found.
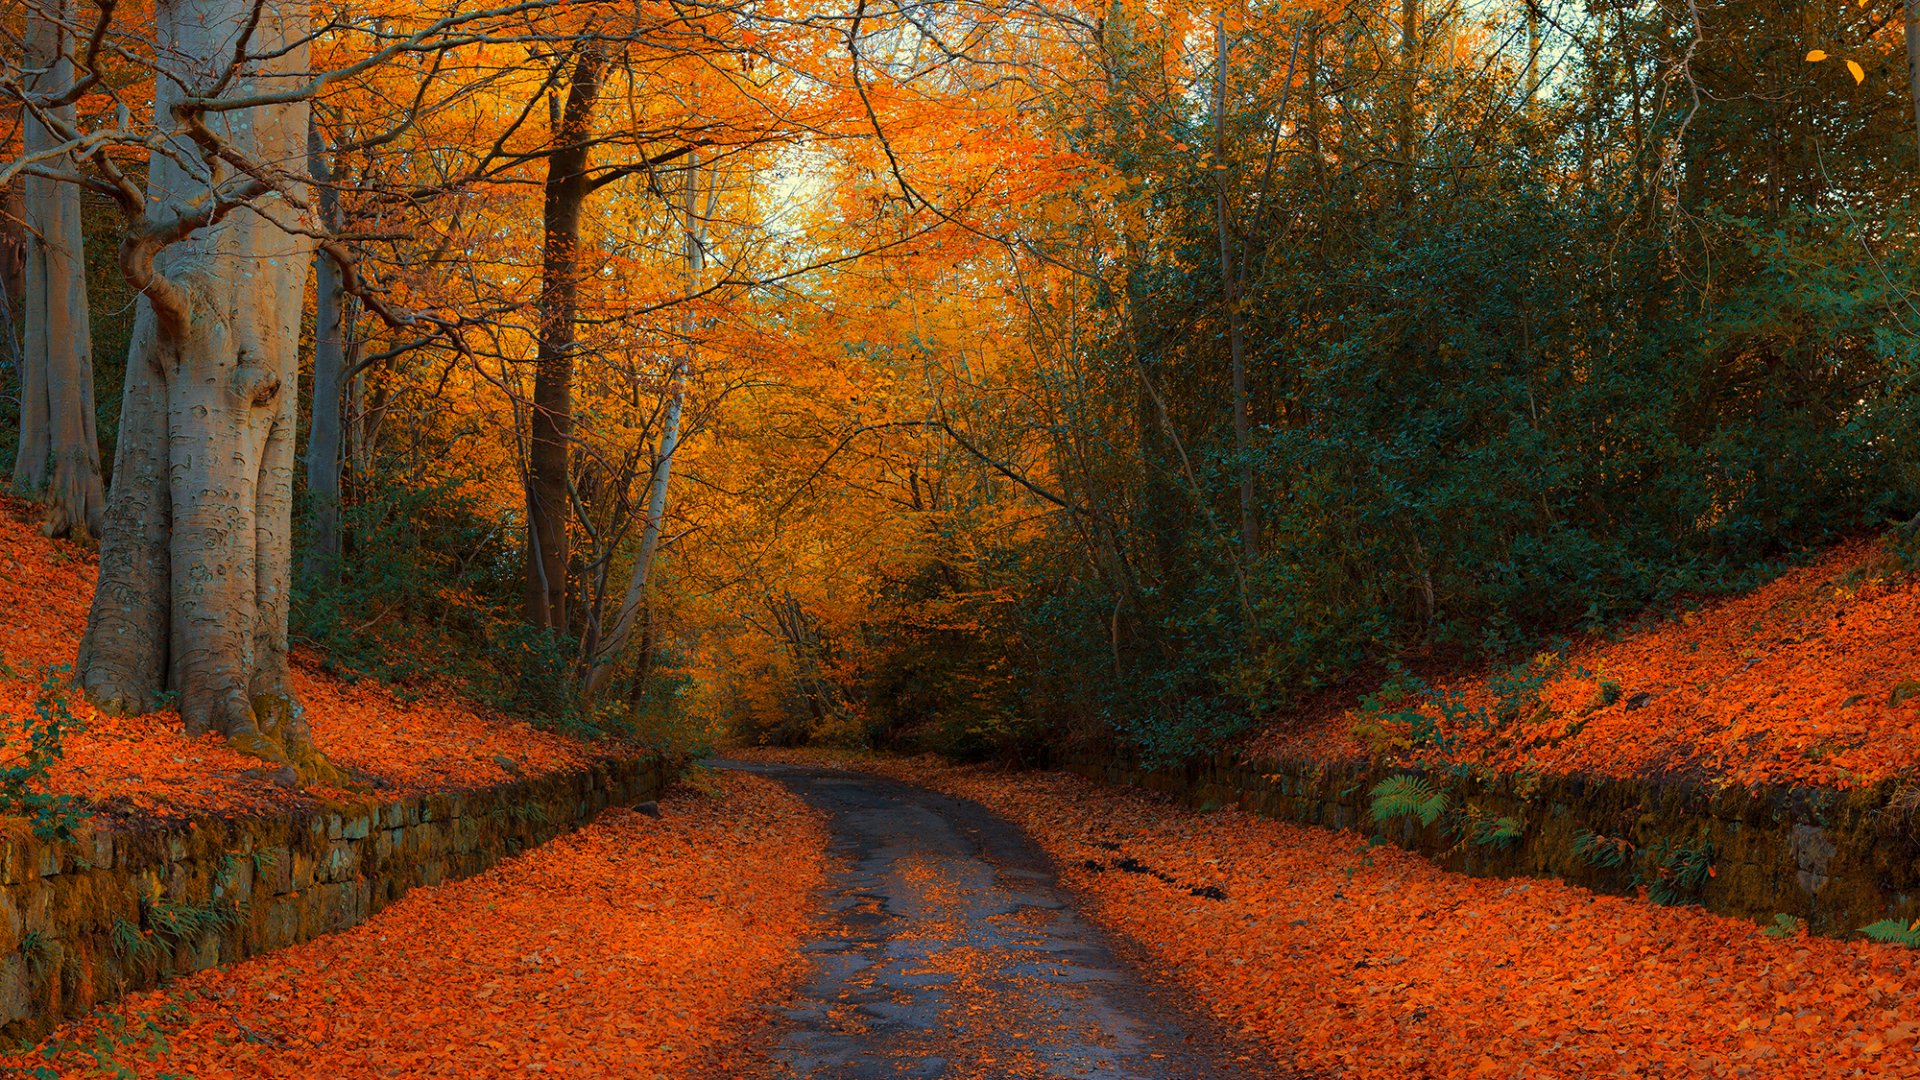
[0,771,827,1078]
[1254,538,1920,790]
[830,753,1920,1079]
[0,498,610,818]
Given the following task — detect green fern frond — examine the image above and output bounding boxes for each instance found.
[1764,913,1806,939]
[1861,919,1920,948]
[1369,775,1450,827]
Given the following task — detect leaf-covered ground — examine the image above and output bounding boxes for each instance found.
[0,770,826,1078]
[771,751,1920,1079]
[0,499,611,819]
[1249,537,1920,790]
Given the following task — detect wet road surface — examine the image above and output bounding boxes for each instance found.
[714,759,1280,1080]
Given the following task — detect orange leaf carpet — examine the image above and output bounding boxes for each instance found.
[1,770,827,1078]
[800,752,1920,1079]
[1251,537,1920,791]
[0,498,616,819]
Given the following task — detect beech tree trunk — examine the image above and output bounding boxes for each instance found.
[78,0,344,785]
[525,48,605,633]
[12,0,104,539]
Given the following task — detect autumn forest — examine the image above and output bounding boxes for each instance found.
[5,0,1920,1075]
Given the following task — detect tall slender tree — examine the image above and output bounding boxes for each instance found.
[12,0,102,539]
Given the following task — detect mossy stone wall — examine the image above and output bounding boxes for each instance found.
[0,755,668,1046]
[1058,750,1920,940]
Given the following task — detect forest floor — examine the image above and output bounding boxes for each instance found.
[1246,536,1920,791]
[735,747,1919,1080]
[0,767,828,1079]
[0,496,625,820]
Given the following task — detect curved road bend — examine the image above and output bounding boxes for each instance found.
[713,758,1284,1080]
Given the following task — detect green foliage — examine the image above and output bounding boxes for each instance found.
[1464,810,1524,849]
[1572,829,1634,870]
[19,930,53,978]
[144,896,242,945]
[1765,913,1807,939]
[1341,836,1387,881]
[1368,775,1450,828]
[509,799,552,825]
[1587,679,1623,710]
[293,458,648,742]
[110,916,157,962]
[1859,919,1920,948]
[26,995,195,1080]
[963,23,1920,767]
[1349,656,1585,768]
[293,466,515,689]
[845,545,1045,763]
[1639,837,1718,906]
[0,665,90,843]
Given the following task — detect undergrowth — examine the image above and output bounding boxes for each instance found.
[0,664,89,842]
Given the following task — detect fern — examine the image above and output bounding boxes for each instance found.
[1369,775,1450,827]
[19,930,53,977]
[1470,813,1524,848]
[145,898,241,944]
[1573,829,1633,869]
[1860,919,1920,948]
[110,917,158,961]
[1764,913,1806,939]
[510,800,552,825]
[1642,837,1716,906]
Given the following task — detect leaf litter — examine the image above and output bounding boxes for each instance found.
[0,498,614,819]
[0,770,828,1078]
[784,751,1920,1080]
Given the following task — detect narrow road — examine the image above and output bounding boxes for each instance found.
[714,759,1276,1080]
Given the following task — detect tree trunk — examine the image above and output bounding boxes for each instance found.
[1400,0,1420,197]
[584,158,700,698]
[1306,17,1323,185]
[1526,2,1541,123]
[624,598,655,713]
[79,0,344,785]
[1907,0,1920,171]
[302,121,345,580]
[1213,19,1258,558]
[13,0,104,539]
[525,48,605,633]
[2,179,24,378]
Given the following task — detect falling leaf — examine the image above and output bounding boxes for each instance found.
[1806,50,1828,62]
[1849,60,1866,83]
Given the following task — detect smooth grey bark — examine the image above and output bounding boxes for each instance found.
[13,1,103,539]
[2,181,23,370]
[78,0,345,785]
[583,158,702,699]
[303,120,345,579]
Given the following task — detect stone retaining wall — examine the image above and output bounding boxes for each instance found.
[1059,750,1920,940]
[0,755,669,1045]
